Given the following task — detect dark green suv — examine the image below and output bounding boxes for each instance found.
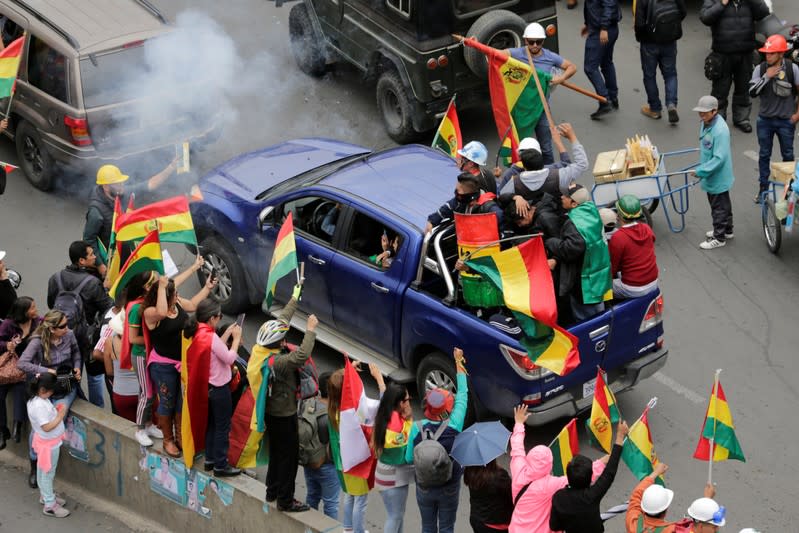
[287,0,558,143]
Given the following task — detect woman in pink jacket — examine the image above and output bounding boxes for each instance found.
[509,406,608,533]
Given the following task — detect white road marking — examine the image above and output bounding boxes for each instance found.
[743,150,758,162]
[651,372,705,405]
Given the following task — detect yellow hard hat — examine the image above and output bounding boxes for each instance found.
[96,164,129,185]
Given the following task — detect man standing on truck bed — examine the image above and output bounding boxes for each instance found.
[504,23,578,166]
[425,172,504,234]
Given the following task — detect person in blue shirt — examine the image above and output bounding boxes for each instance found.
[692,95,735,250]
[504,23,577,167]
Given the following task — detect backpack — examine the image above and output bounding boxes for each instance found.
[413,420,453,487]
[53,271,93,333]
[297,397,329,468]
[266,343,319,401]
[645,0,683,44]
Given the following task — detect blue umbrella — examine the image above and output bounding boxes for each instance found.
[450,421,511,467]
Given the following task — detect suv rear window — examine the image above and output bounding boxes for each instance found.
[79,44,147,108]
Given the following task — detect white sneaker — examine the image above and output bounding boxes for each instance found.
[700,238,726,250]
[135,429,154,447]
[705,230,734,239]
[43,503,70,518]
[145,424,163,439]
[39,495,66,506]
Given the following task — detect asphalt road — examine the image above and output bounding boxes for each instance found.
[2,0,799,531]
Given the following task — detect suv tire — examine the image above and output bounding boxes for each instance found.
[289,3,327,77]
[463,10,526,79]
[376,69,417,144]
[199,236,249,314]
[15,120,55,191]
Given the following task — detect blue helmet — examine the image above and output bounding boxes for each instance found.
[457,141,488,166]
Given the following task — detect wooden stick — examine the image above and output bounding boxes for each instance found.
[561,81,608,103]
[524,47,556,137]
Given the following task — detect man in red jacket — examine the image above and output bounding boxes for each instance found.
[608,195,659,298]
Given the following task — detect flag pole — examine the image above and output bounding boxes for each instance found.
[495,125,513,169]
[547,418,576,448]
[622,397,657,446]
[524,47,556,138]
[707,368,722,485]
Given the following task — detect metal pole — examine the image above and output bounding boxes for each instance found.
[621,397,657,446]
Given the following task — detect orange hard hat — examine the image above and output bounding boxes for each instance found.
[759,34,789,54]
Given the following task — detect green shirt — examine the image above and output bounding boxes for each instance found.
[128,303,146,357]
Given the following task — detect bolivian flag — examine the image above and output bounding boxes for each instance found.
[228,344,274,468]
[108,231,164,299]
[180,324,212,469]
[115,196,197,246]
[466,237,579,376]
[550,418,578,476]
[462,38,550,163]
[586,368,620,453]
[622,408,663,485]
[264,211,298,309]
[431,96,462,159]
[0,36,24,98]
[693,379,745,462]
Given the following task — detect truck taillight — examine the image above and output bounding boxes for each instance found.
[500,344,552,380]
[64,115,92,146]
[639,294,664,333]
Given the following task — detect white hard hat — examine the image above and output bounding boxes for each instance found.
[457,141,488,166]
[523,23,546,40]
[518,137,541,152]
[641,484,674,515]
[687,498,726,527]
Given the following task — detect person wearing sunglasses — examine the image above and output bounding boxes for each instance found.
[503,23,578,166]
[425,172,504,235]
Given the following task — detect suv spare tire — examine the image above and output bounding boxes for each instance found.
[289,3,327,77]
[463,10,526,79]
[376,69,417,144]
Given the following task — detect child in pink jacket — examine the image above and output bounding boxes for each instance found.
[509,406,607,533]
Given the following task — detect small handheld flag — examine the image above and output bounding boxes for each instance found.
[622,398,663,485]
[549,418,579,476]
[263,212,298,310]
[694,370,745,477]
[431,96,462,159]
[586,368,620,453]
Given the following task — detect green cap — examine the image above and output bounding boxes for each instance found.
[615,195,642,219]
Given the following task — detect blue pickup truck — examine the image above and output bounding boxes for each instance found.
[190,138,668,424]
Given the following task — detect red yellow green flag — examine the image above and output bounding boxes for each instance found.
[264,212,298,309]
[550,418,579,476]
[228,344,273,468]
[431,96,462,159]
[461,38,551,163]
[0,36,24,98]
[180,323,212,469]
[586,368,620,453]
[115,196,196,245]
[622,408,664,485]
[466,236,579,376]
[693,379,745,462]
[108,231,164,299]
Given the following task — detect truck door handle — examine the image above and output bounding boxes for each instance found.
[371,282,389,294]
[589,324,610,339]
[307,254,326,265]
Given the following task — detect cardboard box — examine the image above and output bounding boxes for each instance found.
[770,161,796,183]
[593,149,627,184]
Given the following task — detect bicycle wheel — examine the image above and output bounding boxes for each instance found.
[762,198,781,254]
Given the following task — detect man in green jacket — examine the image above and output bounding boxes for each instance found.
[546,184,612,323]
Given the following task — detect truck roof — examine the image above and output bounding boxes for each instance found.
[321,144,459,230]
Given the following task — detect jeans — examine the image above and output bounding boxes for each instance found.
[584,25,619,100]
[206,384,233,469]
[708,191,733,241]
[534,112,554,166]
[757,116,796,187]
[87,373,105,409]
[37,444,61,507]
[640,41,678,112]
[380,485,409,533]
[570,292,605,322]
[149,362,181,416]
[416,482,461,533]
[30,388,76,461]
[711,52,753,124]
[0,381,26,429]
[343,493,369,533]
[304,462,340,519]
[265,414,299,508]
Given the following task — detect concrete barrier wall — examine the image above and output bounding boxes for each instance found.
[4,397,341,533]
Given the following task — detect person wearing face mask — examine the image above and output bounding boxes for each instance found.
[425,172,504,235]
[82,159,178,277]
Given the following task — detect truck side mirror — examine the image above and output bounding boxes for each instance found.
[258,206,275,231]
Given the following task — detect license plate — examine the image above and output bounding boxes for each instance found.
[583,378,597,399]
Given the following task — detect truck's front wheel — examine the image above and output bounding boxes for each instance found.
[416,351,477,425]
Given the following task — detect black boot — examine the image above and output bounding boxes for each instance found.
[12,421,22,443]
[590,102,613,120]
[0,430,6,451]
[29,458,37,489]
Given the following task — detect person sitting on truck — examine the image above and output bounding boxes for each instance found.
[368,230,400,270]
[501,193,563,244]
[496,135,573,192]
[498,123,588,224]
[425,172,503,234]
[608,195,659,299]
[458,141,497,194]
[545,184,612,323]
